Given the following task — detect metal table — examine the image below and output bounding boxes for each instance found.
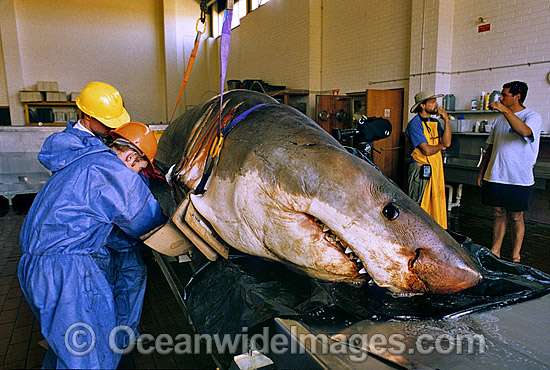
[154,251,550,369]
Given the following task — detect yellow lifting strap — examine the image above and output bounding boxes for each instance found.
[209,133,224,158]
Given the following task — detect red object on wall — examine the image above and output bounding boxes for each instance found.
[478,23,491,33]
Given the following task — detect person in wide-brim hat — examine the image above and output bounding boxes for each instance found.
[410,89,444,113]
[405,87,451,230]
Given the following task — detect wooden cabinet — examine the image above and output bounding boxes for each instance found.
[24,102,79,126]
[347,89,404,184]
[315,95,351,133]
[267,89,309,115]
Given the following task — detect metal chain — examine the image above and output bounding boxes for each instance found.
[200,0,207,23]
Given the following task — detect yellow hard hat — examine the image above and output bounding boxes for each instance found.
[76,81,130,128]
[111,121,158,168]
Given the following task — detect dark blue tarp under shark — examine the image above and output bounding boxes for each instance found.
[182,233,550,338]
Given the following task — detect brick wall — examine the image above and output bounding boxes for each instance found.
[224,0,412,93]
[320,0,412,93]
[3,0,547,129]
[226,0,312,89]
[449,0,550,129]
[219,0,549,131]
[0,39,7,107]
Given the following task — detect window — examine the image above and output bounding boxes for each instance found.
[212,0,247,38]
[0,107,10,126]
[250,0,271,11]
[211,0,270,38]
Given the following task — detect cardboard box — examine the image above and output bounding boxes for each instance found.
[450,121,457,132]
[19,91,43,102]
[456,120,475,132]
[45,92,68,102]
[54,112,66,122]
[66,111,78,121]
[37,81,59,91]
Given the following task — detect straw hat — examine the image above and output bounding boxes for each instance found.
[410,89,443,113]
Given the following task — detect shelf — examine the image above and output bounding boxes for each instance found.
[23,102,79,125]
[447,110,499,114]
[267,89,309,105]
[25,122,69,127]
[24,101,76,106]
[267,89,309,97]
[451,132,489,136]
[267,89,309,114]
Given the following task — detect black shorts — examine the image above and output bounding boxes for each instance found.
[481,181,533,212]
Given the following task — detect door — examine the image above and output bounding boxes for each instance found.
[366,89,404,183]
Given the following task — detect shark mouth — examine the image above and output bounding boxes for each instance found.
[314,216,424,294]
[313,216,368,277]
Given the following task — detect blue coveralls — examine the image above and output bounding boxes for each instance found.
[18,122,164,369]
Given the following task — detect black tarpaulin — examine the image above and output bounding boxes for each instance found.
[184,238,550,337]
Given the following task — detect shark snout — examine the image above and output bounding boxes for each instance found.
[410,247,482,294]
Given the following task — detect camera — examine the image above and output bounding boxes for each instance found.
[331,116,392,158]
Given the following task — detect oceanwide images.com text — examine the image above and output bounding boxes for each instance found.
[65,323,486,363]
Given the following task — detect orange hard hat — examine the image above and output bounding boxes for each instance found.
[111,122,158,168]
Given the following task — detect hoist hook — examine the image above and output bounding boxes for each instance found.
[196,18,207,34]
[200,0,208,23]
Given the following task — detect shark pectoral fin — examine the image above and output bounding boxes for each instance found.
[172,196,219,261]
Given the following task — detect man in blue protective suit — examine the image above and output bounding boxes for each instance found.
[18,82,165,369]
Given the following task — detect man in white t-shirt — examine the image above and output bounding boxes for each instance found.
[477,81,542,263]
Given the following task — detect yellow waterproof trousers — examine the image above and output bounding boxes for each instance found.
[410,120,447,229]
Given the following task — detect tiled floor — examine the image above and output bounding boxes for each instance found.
[0,186,549,369]
[446,184,550,273]
[0,211,45,369]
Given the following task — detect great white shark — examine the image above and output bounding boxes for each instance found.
[155,90,482,294]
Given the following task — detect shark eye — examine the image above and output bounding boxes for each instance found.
[382,203,399,221]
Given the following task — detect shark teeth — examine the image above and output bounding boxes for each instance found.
[313,216,367,277]
[390,292,424,298]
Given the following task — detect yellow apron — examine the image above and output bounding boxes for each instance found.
[410,120,447,229]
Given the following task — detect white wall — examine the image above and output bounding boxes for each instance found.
[449,0,550,124]
[163,0,215,117]
[1,0,549,130]
[0,32,8,106]
[4,0,167,125]
[225,0,312,89]
[218,0,550,131]
[407,0,550,130]
[212,0,412,118]
[321,0,412,93]
[222,0,412,93]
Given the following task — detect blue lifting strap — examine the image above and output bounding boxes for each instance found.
[218,0,234,137]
